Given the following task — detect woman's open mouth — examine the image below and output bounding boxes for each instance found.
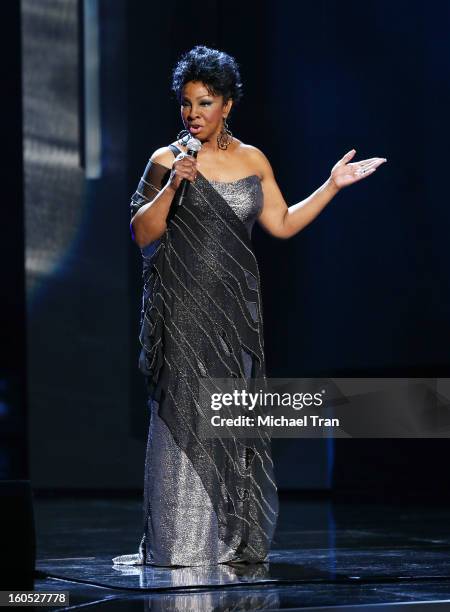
[189,125,203,134]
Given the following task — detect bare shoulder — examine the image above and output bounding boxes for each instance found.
[149,145,179,168]
[235,142,274,179]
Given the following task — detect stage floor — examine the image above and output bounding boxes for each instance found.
[31,495,450,610]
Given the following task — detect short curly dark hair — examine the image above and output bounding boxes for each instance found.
[171,45,243,107]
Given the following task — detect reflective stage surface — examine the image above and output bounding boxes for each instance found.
[30,496,450,610]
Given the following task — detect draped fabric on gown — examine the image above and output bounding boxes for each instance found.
[112,145,279,567]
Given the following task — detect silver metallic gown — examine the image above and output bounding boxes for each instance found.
[112,145,279,567]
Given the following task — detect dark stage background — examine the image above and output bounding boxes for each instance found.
[3,0,450,498]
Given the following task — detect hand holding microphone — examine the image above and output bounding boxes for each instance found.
[168,138,202,206]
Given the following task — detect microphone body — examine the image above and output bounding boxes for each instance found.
[177,137,202,207]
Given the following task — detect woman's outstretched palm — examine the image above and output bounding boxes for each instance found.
[330,149,387,190]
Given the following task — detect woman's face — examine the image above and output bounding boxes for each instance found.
[180,81,232,142]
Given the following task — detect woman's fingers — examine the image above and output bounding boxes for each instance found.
[354,167,377,179]
[356,160,378,172]
[354,165,376,177]
[173,158,197,182]
[342,149,357,161]
[358,157,387,166]
[175,159,195,170]
[353,158,386,176]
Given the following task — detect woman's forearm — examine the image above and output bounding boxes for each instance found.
[130,183,177,247]
[284,178,340,238]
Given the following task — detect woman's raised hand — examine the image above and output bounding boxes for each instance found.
[168,152,198,191]
[329,149,387,191]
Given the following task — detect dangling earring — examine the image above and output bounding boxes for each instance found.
[177,129,191,147]
[217,117,233,150]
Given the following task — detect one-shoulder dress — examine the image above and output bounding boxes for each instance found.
[113,143,279,567]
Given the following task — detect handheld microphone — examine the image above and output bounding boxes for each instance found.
[177,137,202,207]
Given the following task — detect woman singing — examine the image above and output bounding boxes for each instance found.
[112,45,387,568]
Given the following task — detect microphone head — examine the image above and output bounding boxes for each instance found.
[186,137,202,153]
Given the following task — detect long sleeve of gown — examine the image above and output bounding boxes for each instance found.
[129,159,172,221]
